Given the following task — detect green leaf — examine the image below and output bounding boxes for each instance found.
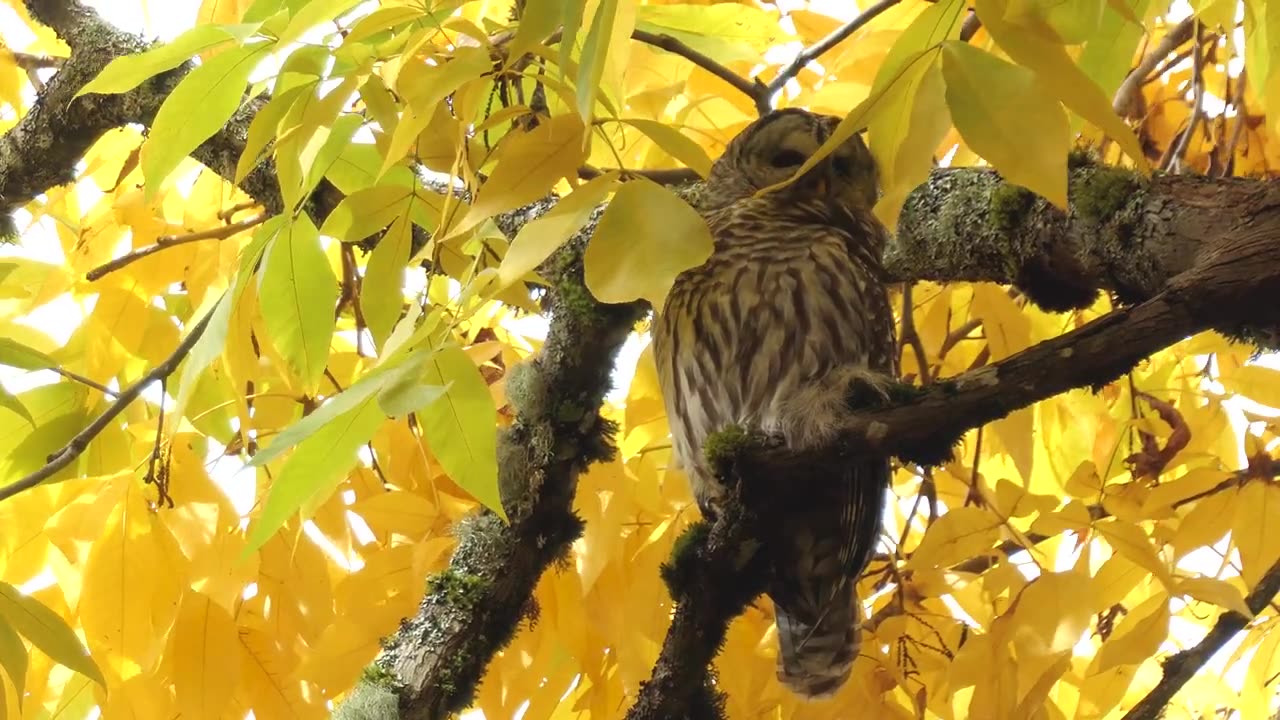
[377,357,450,418]
[360,213,413,349]
[244,393,385,553]
[584,177,712,307]
[419,345,504,519]
[498,171,619,289]
[620,119,713,177]
[976,0,1149,171]
[142,41,270,198]
[76,23,260,97]
[346,6,428,44]
[258,216,338,393]
[941,41,1069,208]
[0,617,26,707]
[0,338,54,371]
[635,4,788,63]
[0,386,33,428]
[0,581,104,686]
[560,0,587,79]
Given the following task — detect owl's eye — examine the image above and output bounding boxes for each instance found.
[832,156,852,176]
[769,150,807,168]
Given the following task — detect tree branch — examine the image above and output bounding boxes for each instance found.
[1122,556,1280,720]
[758,0,901,114]
[0,306,214,502]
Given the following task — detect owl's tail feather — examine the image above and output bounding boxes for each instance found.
[773,580,858,699]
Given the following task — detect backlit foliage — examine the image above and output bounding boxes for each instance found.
[0,0,1277,718]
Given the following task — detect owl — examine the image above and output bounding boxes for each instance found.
[651,109,896,698]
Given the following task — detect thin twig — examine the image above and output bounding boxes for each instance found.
[1219,68,1248,177]
[758,0,901,114]
[85,213,270,281]
[629,28,761,104]
[898,282,931,384]
[1161,21,1204,172]
[49,367,117,398]
[577,164,700,185]
[1113,17,1196,116]
[0,307,216,503]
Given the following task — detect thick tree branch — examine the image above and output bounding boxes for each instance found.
[1122,556,1280,720]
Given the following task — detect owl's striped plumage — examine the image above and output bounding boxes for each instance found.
[651,109,896,698]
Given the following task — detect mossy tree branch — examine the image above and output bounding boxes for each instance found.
[10,6,1280,720]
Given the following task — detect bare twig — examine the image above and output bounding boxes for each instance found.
[898,282,931,384]
[48,367,117,397]
[1113,17,1196,116]
[85,213,269,281]
[1161,21,1205,172]
[0,307,215,502]
[629,28,761,104]
[757,0,901,114]
[1121,556,1280,720]
[577,164,700,185]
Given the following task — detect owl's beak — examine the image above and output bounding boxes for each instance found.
[813,176,828,196]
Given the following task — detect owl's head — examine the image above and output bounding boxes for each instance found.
[705,109,879,212]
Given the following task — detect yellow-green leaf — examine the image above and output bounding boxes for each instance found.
[941,41,1069,208]
[319,183,416,242]
[497,171,620,290]
[76,23,260,97]
[584,177,712,307]
[459,113,589,230]
[620,119,713,178]
[142,41,270,197]
[379,47,492,178]
[508,0,563,61]
[245,395,386,553]
[258,216,337,393]
[0,387,32,428]
[976,0,1149,171]
[275,0,362,47]
[360,213,413,349]
[577,0,621,118]
[418,345,504,519]
[0,618,26,705]
[0,581,103,686]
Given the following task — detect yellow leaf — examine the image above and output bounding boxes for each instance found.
[619,119,714,177]
[1231,482,1280,590]
[1092,592,1168,672]
[497,171,620,290]
[1063,460,1102,500]
[1220,364,1280,409]
[79,487,181,682]
[458,114,589,231]
[238,627,322,719]
[1175,576,1253,617]
[1096,519,1173,587]
[940,41,1069,208]
[350,490,436,539]
[1014,568,1096,656]
[906,507,1002,570]
[975,0,1149,171]
[584,177,712,307]
[171,592,239,720]
[1076,664,1136,720]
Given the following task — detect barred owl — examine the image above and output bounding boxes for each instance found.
[651,109,896,698]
